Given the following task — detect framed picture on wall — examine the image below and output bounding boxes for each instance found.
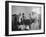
[5,1,45,36]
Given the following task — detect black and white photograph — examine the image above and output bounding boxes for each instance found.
[12,6,41,31]
[5,1,45,36]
